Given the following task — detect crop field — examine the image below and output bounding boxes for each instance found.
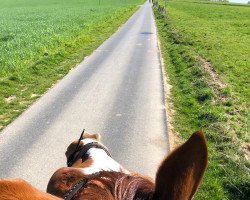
[154,0,249,199]
[0,0,143,130]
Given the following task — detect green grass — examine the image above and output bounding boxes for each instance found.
[154,0,249,199]
[0,0,143,130]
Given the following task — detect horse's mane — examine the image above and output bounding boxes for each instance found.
[72,171,155,200]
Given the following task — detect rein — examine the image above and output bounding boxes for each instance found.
[67,129,86,167]
[64,172,101,200]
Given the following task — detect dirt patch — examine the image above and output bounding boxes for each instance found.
[164,77,182,150]
[200,57,250,162]
[5,95,16,103]
[158,39,181,151]
[199,57,226,88]
[31,93,39,98]
[241,142,250,161]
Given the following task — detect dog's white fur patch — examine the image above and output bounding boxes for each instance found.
[81,139,129,175]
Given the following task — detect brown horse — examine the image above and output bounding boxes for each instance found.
[47,130,208,200]
[0,179,61,200]
[0,130,207,200]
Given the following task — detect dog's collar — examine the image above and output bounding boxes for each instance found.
[67,141,111,167]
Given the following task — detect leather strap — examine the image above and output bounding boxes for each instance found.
[67,142,111,167]
[64,178,89,200]
[64,172,101,200]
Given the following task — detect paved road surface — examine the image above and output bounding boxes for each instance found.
[0,2,169,190]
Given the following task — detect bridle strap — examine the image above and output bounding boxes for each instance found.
[79,142,112,160]
[64,172,101,200]
[67,142,111,167]
[67,129,85,167]
[64,178,88,200]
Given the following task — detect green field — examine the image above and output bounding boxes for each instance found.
[0,0,143,130]
[154,0,249,199]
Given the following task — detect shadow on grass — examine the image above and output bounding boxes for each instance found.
[225,181,250,200]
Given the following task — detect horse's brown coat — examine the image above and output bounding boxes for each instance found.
[0,131,208,200]
[47,168,154,200]
[154,130,208,199]
[0,179,61,200]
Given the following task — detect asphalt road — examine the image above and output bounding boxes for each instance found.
[0,2,169,190]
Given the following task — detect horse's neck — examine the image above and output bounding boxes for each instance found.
[73,172,155,200]
[48,170,154,200]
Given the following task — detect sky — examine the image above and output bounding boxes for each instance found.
[228,0,249,3]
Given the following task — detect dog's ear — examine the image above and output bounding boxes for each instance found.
[153,130,208,200]
[82,132,101,141]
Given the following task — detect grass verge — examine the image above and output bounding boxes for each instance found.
[154,1,249,199]
[0,0,143,130]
